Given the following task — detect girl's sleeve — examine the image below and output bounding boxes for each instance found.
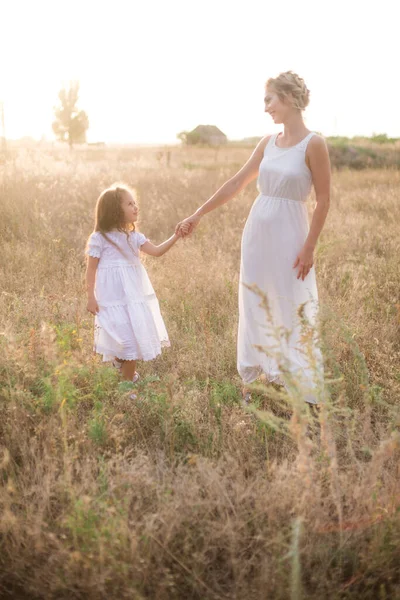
[136,232,148,249]
[86,232,103,258]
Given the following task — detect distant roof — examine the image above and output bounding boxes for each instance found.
[190,125,227,137]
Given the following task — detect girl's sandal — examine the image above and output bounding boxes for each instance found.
[129,373,140,399]
[242,391,252,405]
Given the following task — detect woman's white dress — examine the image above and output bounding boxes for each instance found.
[237,132,324,404]
[86,230,170,362]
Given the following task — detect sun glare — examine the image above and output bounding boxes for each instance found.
[1,0,398,143]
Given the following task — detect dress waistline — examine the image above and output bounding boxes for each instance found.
[98,261,141,269]
[258,194,306,204]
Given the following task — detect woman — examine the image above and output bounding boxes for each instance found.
[176,71,331,404]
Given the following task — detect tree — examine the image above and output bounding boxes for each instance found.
[176,130,201,145]
[177,131,188,144]
[52,81,89,147]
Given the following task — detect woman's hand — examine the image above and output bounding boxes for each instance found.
[175,214,201,238]
[87,297,99,315]
[293,246,314,281]
[176,222,191,237]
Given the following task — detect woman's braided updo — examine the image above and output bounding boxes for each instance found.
[266,71,310,111]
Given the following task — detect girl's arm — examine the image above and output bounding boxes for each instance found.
[86,256,100,314]
[293,135,331,281]
[140,233,180,257]
[176,135,271,235]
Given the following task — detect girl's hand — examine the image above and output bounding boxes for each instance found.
[175,214,201,237]
[176,222,191,237]
[293,246,314,281]
[87,298,99,315]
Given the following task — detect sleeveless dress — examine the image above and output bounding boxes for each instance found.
[237,132,324,404]
[86,230,170,362]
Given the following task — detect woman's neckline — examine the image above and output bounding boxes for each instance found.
[273,131,312,149]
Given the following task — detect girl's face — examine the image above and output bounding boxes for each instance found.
[121,191,138,224]
[264,87,291,124]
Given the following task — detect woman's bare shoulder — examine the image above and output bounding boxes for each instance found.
[258,134,273,150]
[308,133,328,149]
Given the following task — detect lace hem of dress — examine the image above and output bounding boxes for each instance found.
[240,365,286,387]
[240,366,319,405]
[94,339,170,362]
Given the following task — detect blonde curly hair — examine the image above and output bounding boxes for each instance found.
[266,71,310,111]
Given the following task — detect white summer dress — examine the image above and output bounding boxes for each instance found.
[86,230,170,362]
[237,132,324,404]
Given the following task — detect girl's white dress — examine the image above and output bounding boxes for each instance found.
[86,230,170,362]
[237,132,324,403]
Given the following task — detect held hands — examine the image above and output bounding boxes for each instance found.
[175,214,201,238]
[293,246,314,281]
[87,297,99,315]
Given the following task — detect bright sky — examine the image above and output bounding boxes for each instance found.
[1,0,399,144]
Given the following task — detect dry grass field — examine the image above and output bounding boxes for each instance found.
[0,144,399,599]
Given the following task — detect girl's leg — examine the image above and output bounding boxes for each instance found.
[120,360,137,381]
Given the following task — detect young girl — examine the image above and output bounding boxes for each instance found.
[85,183,183,397]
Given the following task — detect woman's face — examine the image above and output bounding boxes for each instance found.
[264,87,291,124]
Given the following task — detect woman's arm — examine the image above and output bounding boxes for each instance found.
[305,135,331,250]
[176,135,271,235]
[86,256,100,314]
[293,135,331,281]
[140,233,180,257]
